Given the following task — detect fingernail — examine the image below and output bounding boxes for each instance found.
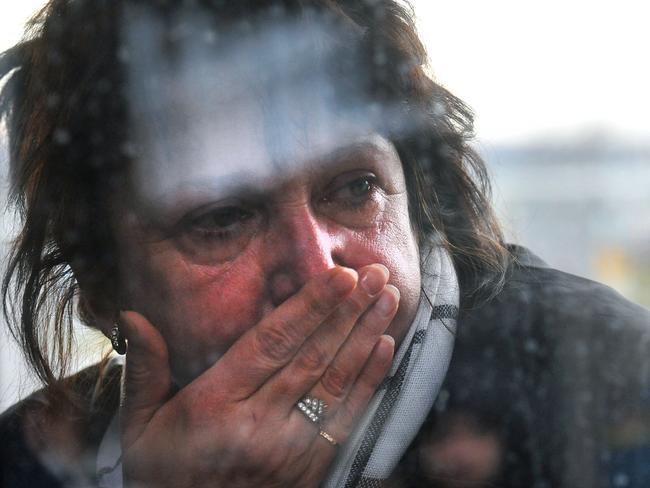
[376,286,399,316]
[328,268,357,296]
[360,265,388,296]
[375,335,395,370]
[379,335,395,358]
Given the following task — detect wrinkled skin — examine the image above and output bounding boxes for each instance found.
[112,134,422,487]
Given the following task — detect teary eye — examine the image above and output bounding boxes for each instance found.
[341,175,375,205]
[171,203,261,264]
[188,206,254,235]
[317,172,385,229]
[323,174,377,206]
[351,177,373,196]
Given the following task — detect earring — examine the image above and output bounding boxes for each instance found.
[110,323,127,355]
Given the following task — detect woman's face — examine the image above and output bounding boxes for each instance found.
[114,129,422,386]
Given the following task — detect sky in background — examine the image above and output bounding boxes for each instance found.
[0,1,44,54]
[413,0,650,143]
[2,0,649,143]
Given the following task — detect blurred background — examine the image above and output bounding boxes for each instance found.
[1,0,649,411]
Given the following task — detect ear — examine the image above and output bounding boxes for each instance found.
[77,288,117,337]
[70,258,120,338]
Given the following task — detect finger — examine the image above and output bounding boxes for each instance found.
[258,265,390,405]
[119,310,172,448]
[291,286,397,452]
[316,285,399,405]
[319,334,395,445]
[201,266,357,399]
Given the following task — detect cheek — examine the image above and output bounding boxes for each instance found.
[378,209,421,328]
[379,233,421,344]
[122,241,271,380]
[338,198,421,337]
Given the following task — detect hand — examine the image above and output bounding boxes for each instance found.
[118,264,400,488]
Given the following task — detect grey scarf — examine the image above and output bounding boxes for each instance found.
[322,238,459,487]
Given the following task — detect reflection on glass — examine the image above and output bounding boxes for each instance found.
[0,2,648,488]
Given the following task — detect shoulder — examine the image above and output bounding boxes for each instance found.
[0,361,122,488]
[409,246,650,487]
[461,244,650,350]
[455,245,650,407]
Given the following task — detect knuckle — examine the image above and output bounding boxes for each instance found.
[254,326,295,363]
[303,285,337,320]
[335,401,356,430]
[321,365,349,399]
[343,293,367,316]
[294,341,328,372]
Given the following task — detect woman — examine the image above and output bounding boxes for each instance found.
[1,1,648,487]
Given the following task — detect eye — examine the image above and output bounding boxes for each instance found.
[173,204,261,263]
[323,174,377,208]
[347,177,373,198]
[186,206,254,238]
[318,172,385,228]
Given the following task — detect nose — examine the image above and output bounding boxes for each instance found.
[267,205,339,305]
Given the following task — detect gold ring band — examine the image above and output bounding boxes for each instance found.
[319,429,338,446]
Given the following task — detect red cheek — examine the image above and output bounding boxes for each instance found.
[333,227,400,271]
[128,247,270,362]
[172,263,270,350]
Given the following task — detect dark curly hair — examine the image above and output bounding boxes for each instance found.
[1,0,510,394]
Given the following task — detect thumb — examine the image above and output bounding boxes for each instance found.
[118,310,172,448]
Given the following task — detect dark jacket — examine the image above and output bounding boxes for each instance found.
[2,247,650,487]
[396,247,650,488]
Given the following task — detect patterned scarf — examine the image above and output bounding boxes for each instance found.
[322,238,459,487]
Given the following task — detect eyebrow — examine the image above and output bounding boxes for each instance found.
[142,171,272,220]
[321,140,390,165]
[145,138,393,218]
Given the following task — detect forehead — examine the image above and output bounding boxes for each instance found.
[122,5,408,210]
